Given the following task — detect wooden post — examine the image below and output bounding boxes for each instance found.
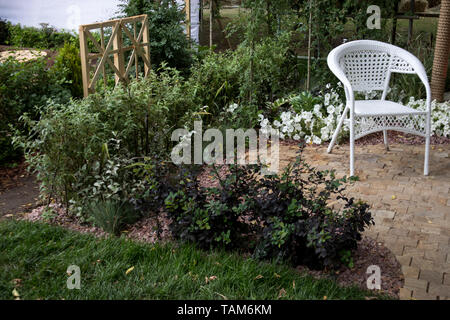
[209,0,213,48]
[214,0,232,49]
[431,0,450,102]
[306,0,313,91]
[186,0,191,40]
[100,27,107,86]
[408,0,415,46]
[79,25,90,97]
[391,0,399,44]
[142,16,150,77]
[113,22,125,84]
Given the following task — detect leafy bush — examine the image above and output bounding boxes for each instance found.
[52,41,83,98]
[8,23,75,49]
[252,148,373,269]
[118,0,193,72]
[165,164,259,249]
[166,145,374,270]
[15,68,196,217]
[0,56,71,165]
[188,32,303,127]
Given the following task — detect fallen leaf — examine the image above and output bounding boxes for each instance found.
[205,276,217,284]
[12,278,22,286]
[125,266,135,275]
[292,280,295,289]
[391,195,396,200]
[12,288,20,297]
[323,296,327,300]
[278,288,286,298]
[274,273,281,278]
[215,292,228,300]
[254,274,264,280]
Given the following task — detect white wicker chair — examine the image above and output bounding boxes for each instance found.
[327,40,431,176]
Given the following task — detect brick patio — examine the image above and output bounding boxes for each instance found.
[279,142,450,300]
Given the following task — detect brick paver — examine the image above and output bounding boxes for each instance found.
[278,143,450,300]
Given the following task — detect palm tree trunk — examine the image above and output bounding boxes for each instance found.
[431,0,450,102]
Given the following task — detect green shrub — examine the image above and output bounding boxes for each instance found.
[15,68,197,217]
[8,23,75,49]
[52,41,83,98]
[118,0,193,72]
[0,56,71,165]
[188,32,303,127]
[166,145,374,270]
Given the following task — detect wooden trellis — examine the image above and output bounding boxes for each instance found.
[79,14,151,97]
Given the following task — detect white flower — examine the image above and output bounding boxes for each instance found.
[293,114,302,123]
[273,120,281,127]
[314,104,322,114]
[260,118,269,127]
[293,134,300,140]
[280,111,291,122]
[227,103,238,113]
[324,93,331,106]
[301,111,313,123]
[312,136,322,145]
[327,105,335,114]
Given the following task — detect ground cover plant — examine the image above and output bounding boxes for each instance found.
[0,219,390,300]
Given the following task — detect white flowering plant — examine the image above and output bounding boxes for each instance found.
[258,84,450,145]
[407,97,450,138]
[258,84,349,144]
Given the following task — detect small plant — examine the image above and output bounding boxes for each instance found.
[87,200,138,236]
[165,164,258,249]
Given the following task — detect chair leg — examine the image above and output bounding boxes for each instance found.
[383,130,389,151]
[424,134,430,176]
[327,106,348,154]
[350,122,355,176]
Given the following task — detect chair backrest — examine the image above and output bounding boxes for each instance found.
[327,40,427,93]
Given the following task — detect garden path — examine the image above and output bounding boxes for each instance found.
[279,142,450,300]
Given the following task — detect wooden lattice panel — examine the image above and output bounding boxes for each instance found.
[79,14,151,97]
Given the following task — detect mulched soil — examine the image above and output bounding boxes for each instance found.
[297,237,403,298]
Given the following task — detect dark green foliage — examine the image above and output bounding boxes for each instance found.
[0,18,10,45]
[252,146,374,269]
[52,41,83,98]
[166,145,374,270]
[188,32,301,128]
[118,0,193,72]
[8,23,75,49]
[165,164,259,249]
[0,57,71,165]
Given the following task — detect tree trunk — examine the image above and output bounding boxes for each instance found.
[431,0,450,102]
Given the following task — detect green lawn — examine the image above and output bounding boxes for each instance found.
[0,220,390,300]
